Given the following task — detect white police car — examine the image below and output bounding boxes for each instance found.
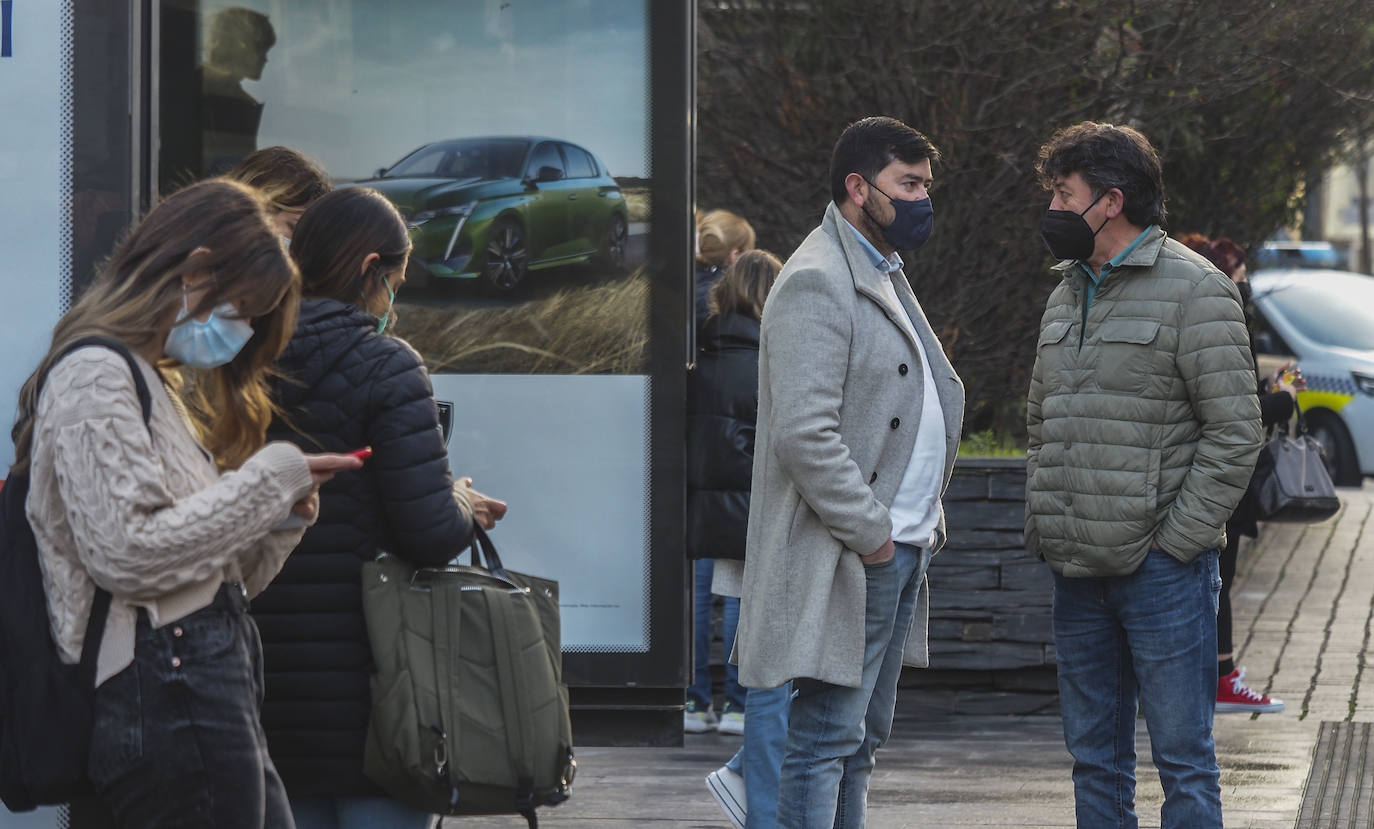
[1249,268,1374,485]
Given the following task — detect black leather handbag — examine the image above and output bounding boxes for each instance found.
[1248,405,1341,523]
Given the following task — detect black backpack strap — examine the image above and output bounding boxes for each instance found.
[77,588,113,682]
[43,336,153,687]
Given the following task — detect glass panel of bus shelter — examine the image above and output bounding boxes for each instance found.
[156,0,670,658]
[0,0,137,472]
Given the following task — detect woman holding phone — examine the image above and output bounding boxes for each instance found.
[14,177,361,827]
[252,186,505,829]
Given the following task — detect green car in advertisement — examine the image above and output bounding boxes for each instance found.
[362,136,630,291]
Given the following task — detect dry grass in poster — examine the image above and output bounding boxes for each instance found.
[393,269,650,375]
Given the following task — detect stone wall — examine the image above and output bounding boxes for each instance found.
[899,457,1060,714]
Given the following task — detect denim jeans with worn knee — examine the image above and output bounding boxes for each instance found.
[1053,547,1224,829]
[777,542,930,829]
[87,583,294,828]
[725,682,793,828]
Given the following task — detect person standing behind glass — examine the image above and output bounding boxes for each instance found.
[252,187,507,829]
[686,209,756,737]
[689,251,791,829]
[16,178,361,828]
[1179,233,1300,716]
[694,209,756,337]
[227,145,332,240]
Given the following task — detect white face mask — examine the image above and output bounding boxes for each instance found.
[163,297,254,369]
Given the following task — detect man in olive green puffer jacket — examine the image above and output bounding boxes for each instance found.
[1026,122,1261,829]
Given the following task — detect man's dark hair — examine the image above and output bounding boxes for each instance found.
[1036,122,1166,228]
[830,117,940,206]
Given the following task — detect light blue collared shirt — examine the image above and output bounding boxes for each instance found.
[843,218,904,274]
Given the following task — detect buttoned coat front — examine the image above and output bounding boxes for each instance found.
[735,202,965,691]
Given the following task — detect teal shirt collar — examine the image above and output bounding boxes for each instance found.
[842,217,904,274]
[1074,224,1157,284]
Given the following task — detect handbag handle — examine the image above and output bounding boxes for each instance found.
[1293,399,1309,435]
[466,525,513,581]
[397,527,518,590]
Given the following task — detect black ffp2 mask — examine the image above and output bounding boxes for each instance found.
[863,179,934,252]
[1041,191,1108,261]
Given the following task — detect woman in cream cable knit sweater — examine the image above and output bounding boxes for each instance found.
[10,178,361,828]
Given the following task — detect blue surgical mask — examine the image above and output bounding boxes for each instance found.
[376,281,396,335]
[863,179,934,251]
[164,294,255,369]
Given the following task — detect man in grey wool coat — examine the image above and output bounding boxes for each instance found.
[734,116,965,828]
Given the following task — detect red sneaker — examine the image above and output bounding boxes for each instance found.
[1216,667,1284,713]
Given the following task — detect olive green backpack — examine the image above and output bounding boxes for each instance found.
[360,527,575,828]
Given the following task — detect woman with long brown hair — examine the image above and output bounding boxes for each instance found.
[14,177,360,826]
[226,145,332,240]
[253,187,504,829]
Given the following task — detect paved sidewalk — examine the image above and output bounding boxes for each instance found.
[447,484,1372,828]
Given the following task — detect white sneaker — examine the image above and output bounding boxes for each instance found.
[706,765,746,829]
[717,710,745,736]
[684,700,717,733]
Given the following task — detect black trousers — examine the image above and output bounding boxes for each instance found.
[1217,532,1241,657]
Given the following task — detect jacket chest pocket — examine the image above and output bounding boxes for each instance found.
[1036,319,1075,385]
[1094,319,1160,394]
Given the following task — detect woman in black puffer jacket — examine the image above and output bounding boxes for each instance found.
[253,187,504,829]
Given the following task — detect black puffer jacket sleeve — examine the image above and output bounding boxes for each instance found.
[366,344,473,565]
[1258,389,1295,427]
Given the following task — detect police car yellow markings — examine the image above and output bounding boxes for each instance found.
[1297,374,1356,413]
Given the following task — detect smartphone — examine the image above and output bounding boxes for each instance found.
[347,447,373,461]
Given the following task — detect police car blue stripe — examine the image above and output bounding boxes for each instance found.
[1305,375,1359,395]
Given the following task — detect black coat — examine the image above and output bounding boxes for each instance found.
[694,264,723,337]
[253,297,474,796]
[1228,319,1297,538]
[686,312,759,560]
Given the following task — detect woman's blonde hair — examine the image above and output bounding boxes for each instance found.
[708,249,783,322]
[10,178,300,474]
[696,209,756,268]
[227,145,331,218]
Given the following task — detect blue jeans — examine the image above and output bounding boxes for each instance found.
[86,584,293,828]
[291,796,433,829]
[689,558,745,710]
[777,542,930,829]
[725,683,793,828]
[1053,548,1224,829]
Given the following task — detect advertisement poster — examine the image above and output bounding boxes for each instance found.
[0,0,69,472]
[158,0,655,651]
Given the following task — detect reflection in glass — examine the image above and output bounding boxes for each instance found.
[200,7,276,174]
